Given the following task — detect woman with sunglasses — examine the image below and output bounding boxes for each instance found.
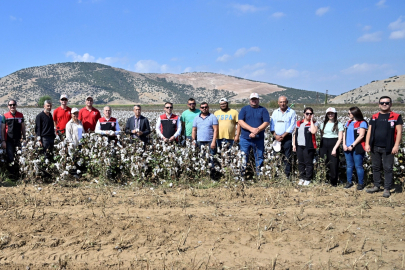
[293,107,318,185]
[343,107,368,190]
[319,107,344,187]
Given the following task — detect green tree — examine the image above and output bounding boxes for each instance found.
[38,95,52,107]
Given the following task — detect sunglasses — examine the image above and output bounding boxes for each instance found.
[347,112,352,115]
[379,102,390,105]
[8,104,16,107]
[200,106,208,109]
[305,113,313,115]
[188,103,196,105]
[165,106,173,109]
[86,99,93,102]
[61,99,68,101]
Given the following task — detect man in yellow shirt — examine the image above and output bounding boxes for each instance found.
[214,98,240,149]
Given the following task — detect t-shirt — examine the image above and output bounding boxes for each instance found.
[192,113,218,142]
[238,105,270,140]
[78,107,101,132]
[345,121,368,147]
[297,122,318,146]
[180,109,201,136]
[53,106,72,133]
[372,113,403,147]
[319,122,344,138]
[214,109,238,140]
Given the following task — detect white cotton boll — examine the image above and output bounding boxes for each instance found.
[77,169,81,174]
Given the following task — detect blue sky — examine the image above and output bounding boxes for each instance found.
[1,0,405,95]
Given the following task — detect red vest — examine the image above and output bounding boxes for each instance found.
[3,111,24,141]
[369,111,401,152]
[159,114,179,139]
[346,120,367,154]
[99,117,117,131]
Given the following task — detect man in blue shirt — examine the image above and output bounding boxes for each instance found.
[238,93,270,175]
[270,96,296,177]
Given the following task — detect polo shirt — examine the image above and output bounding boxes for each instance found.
[78,107,101,132]
[270,107,296,136]
[53,106,72,133]
[192,113,218,142]
[214,109,239,139]
[180,109,201,136]
[239,105,270,140]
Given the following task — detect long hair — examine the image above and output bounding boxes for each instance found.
[349,107,365,122]
[321,112,338,137]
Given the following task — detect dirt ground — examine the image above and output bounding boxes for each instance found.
[0,182,404,269]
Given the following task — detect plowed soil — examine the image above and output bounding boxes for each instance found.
[0,183,404,269]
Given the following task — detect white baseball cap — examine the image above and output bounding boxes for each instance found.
[250,93,259,99]
[60,94,68,100]
[71,107,79,114]
[325,107,337,113]
[219,98,228,103]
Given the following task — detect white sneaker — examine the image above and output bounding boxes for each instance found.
[298,179,304,185]
[303,180,311,186]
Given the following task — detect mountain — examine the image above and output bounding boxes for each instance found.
[329,75,405,104]
[0,62,333,106]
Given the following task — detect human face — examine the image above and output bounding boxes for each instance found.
[304,110,313,121]
[60,98,68,106]
[348,111,354,120]
[103,107,112,118]
[72,112,79,121]
[200,104,209,114]
[187,100,196,111]
[278,97,288,111]
[164,104,173,115]
[8,101,17,113]
[249,98,259,108]
[379,98,391,112]
[219,102,228,110]
[327,112,335,121]
[86,98,93,107]
[44,103,52,113]
[134,107,141,117]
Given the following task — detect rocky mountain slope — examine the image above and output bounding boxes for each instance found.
[0,62,332,105]
[330,75,405,104]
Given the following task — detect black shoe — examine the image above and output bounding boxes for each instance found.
[344,182,353,189]
[357,184,364,190]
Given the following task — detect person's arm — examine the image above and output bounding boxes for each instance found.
[171,118,182,140]
[310,118,318,134]
[192,127,197,143]
[125,118,131,135]
[94,120,104,135]
[292,132,296,152]
[211,125,218,149]
[234,123,240,143]
[348,128,366,152]
[114,119,121,135]
[53,110,58,131]
[365,125,372,152]
[392,124,402,154]
[35,114,42,146]
[332,130,343,156]
[65,123,72,143]
[237,120,253,133]
[1,121,5,149]
[155,117,165,140]
[141,118,150,136]
[21,122,26,140]
[279,110,297,140]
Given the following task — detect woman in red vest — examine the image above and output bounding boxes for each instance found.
[293,107,318,186]
[343,107,368,190]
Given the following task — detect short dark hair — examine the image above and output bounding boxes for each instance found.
[379,96,392,103]
[303,107,313,114]
[134,105,141,109]
[200,102,208,107]
[188,98,196,102]
[8,99,17,106]
[164,102,173,107]
[349,106,365,121]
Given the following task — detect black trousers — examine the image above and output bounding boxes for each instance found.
[371,146,394,190]
[281,136,293,177]
[296,145,315,181]
[319,138,339,185]
[6,139,20,163]
[41,136,55,160]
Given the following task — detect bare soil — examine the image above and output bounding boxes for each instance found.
[0,183,404,269]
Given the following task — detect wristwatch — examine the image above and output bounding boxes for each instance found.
[350,145,354,148]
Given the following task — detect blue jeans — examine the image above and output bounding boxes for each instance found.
[344,151,365,185]
[216,139,234,150]
[186,136,192,140]
[239,137,264,175]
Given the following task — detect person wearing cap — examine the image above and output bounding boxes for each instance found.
[270,96,296,178]
[78,96,101,132]
[319,107,344,187]
[53,94,72,135]
[95,106,121,139]
[125,105,151,145]
[156,102,181,143]
[180,98,200,140]
[65,108,84,148]
[214,98,240,149]
[238,93,270,175]
[35,100,56,159]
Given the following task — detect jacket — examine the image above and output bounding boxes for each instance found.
[294,120,317,149]
[369,111,401,153]
[125,115,151,143]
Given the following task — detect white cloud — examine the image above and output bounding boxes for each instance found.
[216,54,232,62]
[184,67,192,72]
[376,0,386,7]
[341,63,388,74]
[222,63,267,78]
[272,12,285,19]
[277,69,300,78]
[134,60,170,73]
[251,69,266,76]
[216,47,223,53]
[357,31,382,42]
[234,47,260,57]
[388,16,405,39]
[65,51,125,65]
[170,57,179,61]
[9,15,16,21]
[315,7,330,16]
[233,4,266,13]
[363,25,372,31]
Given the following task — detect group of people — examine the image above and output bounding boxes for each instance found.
[0,94,402,198]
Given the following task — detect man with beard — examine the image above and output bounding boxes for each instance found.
[35,100,56,158]
[180,98,200,140]
[214,98,240,149]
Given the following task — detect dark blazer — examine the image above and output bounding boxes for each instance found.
[125,115,150,143]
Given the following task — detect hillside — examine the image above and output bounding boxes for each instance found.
[0,62,333,105]
[330,75,405,104]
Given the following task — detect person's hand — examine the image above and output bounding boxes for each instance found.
[210,141,216,149]
[192,140,196,146]
[1,141,5,149]
[250,127,259,134]
[234,136,240,143]
[292,145,296,152]
[365,144,370,153]
[132,129,136,134]
[348,145,353,152]
[343,145,348,151]
[137,131,143,136]
[331,149,336,156]
[392,145,400,155]
[249,133,256,138]
[109,131,116,136]
[169,136,175,142]
[38,140,43,147]
[275,135,283,142]
[164,138,169,142]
